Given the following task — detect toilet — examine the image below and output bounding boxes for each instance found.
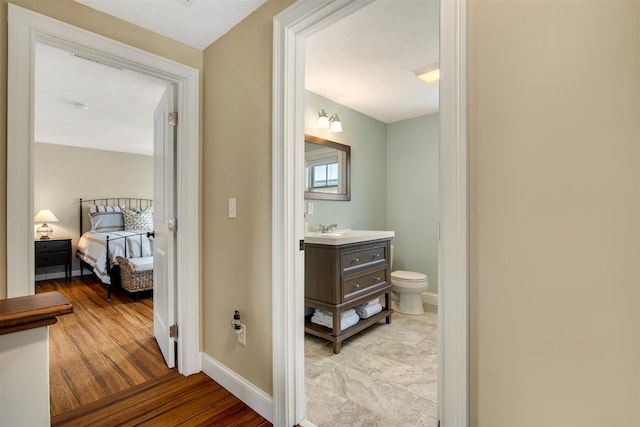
[390,245,429,315]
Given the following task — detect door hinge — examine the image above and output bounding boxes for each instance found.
[299,240,305,251]
[168,217,177,233]
[169,324,178,338]
[169,112,178,126]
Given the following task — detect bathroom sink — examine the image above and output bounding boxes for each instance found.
[307,229,351,237]
[305,229,394,245]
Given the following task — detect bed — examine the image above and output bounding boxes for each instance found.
[76,197,154,300]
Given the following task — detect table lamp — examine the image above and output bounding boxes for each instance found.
[34,209,59,239]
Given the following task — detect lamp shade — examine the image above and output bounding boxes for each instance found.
[34,210,59,223]
[317,109,330,129]
[329,114,342,133]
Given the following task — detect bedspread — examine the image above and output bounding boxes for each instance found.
[77,231,152,284]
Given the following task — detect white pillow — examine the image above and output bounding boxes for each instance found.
[88,211,124,232]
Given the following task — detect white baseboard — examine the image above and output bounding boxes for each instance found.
[421,291,438,306]
[299,418,318,427]
[201,352,273,423]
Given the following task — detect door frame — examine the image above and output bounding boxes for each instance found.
[271,0,468,426]
[7,4,201,376]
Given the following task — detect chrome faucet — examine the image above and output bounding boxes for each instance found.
[319,223,338,233]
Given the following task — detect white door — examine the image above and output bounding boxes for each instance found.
[153,85,176,368]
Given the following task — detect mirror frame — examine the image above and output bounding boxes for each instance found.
[304,134,351,201]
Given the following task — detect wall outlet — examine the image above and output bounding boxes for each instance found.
[237,324,246,346]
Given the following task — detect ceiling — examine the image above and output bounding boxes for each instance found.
[35,0,438,155]
[35,43,168,156]
[306,0,439,124]
[74,0,268,50]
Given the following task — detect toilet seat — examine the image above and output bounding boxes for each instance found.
[391,270,428,286]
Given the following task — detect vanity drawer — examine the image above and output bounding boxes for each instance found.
[342,268,387,302]
[341,244,387,273]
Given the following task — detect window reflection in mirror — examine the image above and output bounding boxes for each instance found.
[305,134,351,201]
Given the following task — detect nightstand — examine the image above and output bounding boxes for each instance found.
[35,238,72,279]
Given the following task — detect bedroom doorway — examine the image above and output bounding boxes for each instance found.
[31,40,180,369]
[8,2,200,381]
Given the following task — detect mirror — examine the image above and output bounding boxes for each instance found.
[305,134,351,201]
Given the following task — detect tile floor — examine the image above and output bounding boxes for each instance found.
[305,304,438,427]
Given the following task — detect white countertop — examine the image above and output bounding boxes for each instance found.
[304,229,395,245]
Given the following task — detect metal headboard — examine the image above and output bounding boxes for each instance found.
[79,197,153,236]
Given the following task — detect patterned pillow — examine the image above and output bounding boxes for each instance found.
[123,207,153,231]
[89,211,125,232]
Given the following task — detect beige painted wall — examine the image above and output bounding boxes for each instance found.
[201,0,294,395]
[6,0,640,423]
[469,1,640,425]
[34,142,153,276]
[0,0,202,299]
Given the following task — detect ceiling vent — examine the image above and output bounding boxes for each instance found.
[72,53,125,71]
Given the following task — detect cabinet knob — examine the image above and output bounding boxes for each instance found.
[353,283,360,288]
[373,276,381,281]
[372,253,380,258]
[351,258,360,264]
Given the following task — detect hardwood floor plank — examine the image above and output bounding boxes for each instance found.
[41,276,270,426]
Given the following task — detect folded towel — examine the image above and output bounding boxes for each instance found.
[311,312,360,331]
[311,314,331,328]
[341,312,359,330]
[314,308,356,320]
[355,303,383,319]
[360,298,380,308]
[341,308,356,319]
[314,309,332,319]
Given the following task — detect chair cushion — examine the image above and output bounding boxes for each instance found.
[129,256,154,272]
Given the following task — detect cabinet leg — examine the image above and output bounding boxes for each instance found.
[333,341,341,354]
[385,291,392,324]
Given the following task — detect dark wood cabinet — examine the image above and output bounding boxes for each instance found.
[305,238,393,353]
[35,238,72,279]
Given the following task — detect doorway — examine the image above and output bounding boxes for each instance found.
[271,0,469,426]
[302,1,439,424]
[7,4,201,376]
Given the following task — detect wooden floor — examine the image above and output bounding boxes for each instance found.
[51,371,271,427]
[38,276,270,426]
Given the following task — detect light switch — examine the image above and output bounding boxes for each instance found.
[228,198,237,218]
[307,202,314,215]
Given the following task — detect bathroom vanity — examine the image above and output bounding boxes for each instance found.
[304,230,394,353]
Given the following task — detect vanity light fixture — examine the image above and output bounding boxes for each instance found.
[329,114,342,133]
[416,63,440,84]
[34,209,59,240]
[318,109,343,133]
[317,109,330,129]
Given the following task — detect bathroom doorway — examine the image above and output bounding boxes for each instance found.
[271,0,469,425]
[301,1,439,425]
